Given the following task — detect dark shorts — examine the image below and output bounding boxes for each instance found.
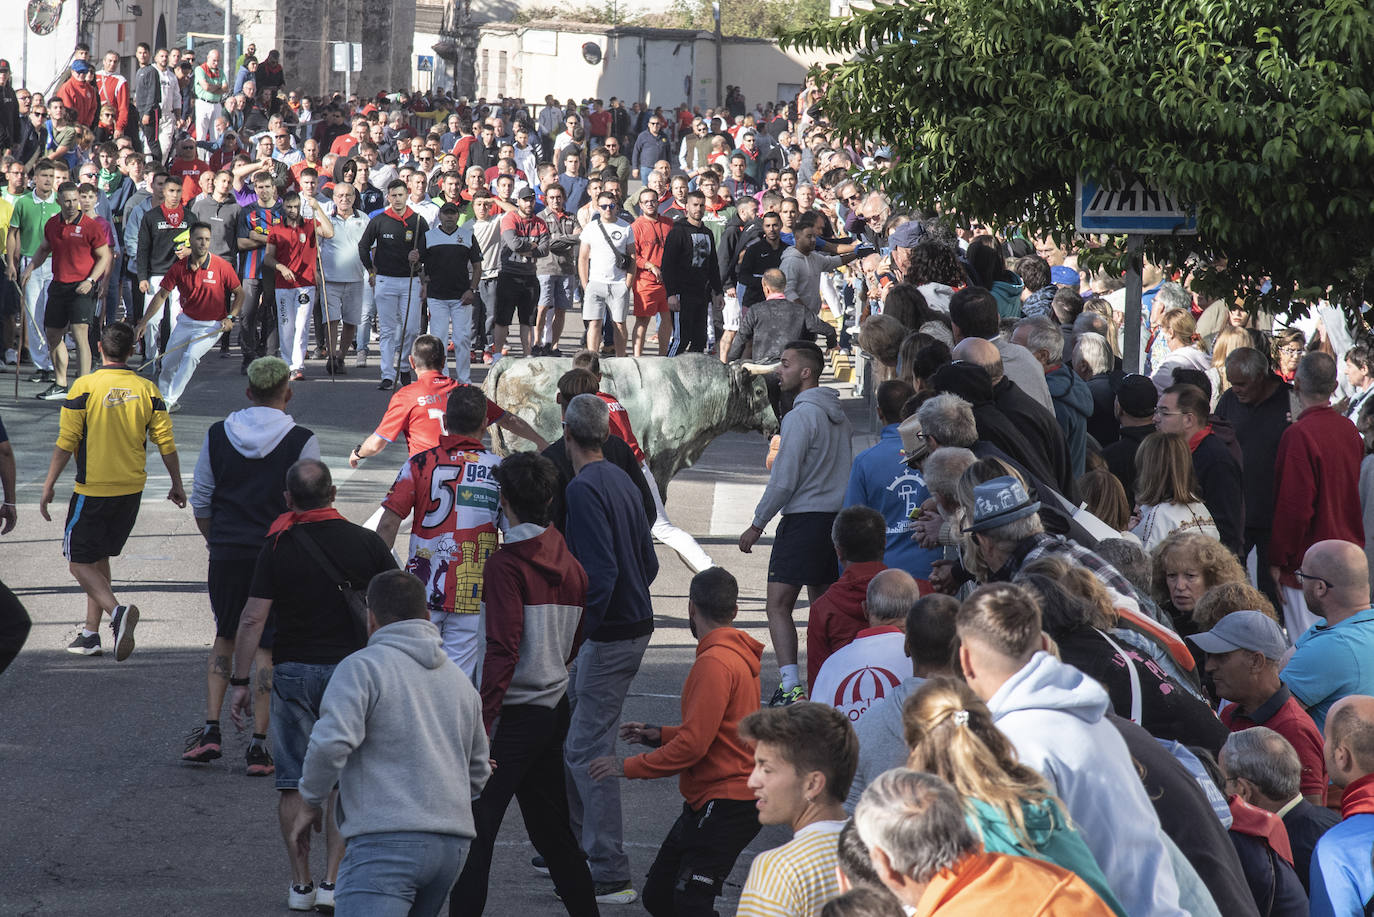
[63,492,141,564]
[767,511,840,587]
[494,273,539,327]
[45,280,97,328]
[208,555,274,647]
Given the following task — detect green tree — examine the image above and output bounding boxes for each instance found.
[648,0,828,39]
[784,0,1374,310]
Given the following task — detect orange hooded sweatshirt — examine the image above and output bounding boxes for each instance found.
[623,626,763,808]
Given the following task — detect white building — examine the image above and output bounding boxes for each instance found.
[5,0,179,93]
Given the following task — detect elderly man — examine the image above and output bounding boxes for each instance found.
[1270,351,1365,637]
[948,286,1053,411]
[1281,540,1374,731]
[1311,695,1374,915]
[1220,727,1339,894]
[1191,610,1327,802]
[855,770,1116,915]
[1012,315,1092,477]
[810,568,921,724]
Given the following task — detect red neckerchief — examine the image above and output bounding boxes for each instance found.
[266,507,347,544]
[1228,795,1294,865]
[1188,425,1213,453]
[1277,368,1296,383]
[1341,772,1374,819]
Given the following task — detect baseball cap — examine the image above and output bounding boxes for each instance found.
[888,220,925,251]
[1187,610,1288,661]
[963,476,1041,533]
[70,60,92,73]
[515,186,536,200]
[1050,265,1079,287]
[1114,373,1158,419]
[439,201,460,214]
[0,60,11,72]
[872,146,893,161]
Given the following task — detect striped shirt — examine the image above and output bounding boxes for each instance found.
[736,820,844,917]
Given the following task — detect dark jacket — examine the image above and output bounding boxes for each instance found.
[727,296,835,363]
[1281,800,1339,894]
[1228,829,1309,917]
[737,236,786,308]
[1103,423,1153,504]
[543,434,654,533]
[564,460,659,642]
[1215,380,1293,534]
[662,219,721,300]
[1022,283,1059,319]
[1086,372,1120,447]
[1046,363,1093,477]
[0,85,19,154]
[358,207,428,278]
[992,376,1074,499]
[631,129,671,175]
[133,65,161,118]
[932,363,1061,497]
[1193,430,1246,557]
[717,212,759,285]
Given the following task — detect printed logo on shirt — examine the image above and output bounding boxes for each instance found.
[833,666,902,722]
[205,271,215,281]
[74,226,82,235]
[104,387,135,407]
[298,232,305,243]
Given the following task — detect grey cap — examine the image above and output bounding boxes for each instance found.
[1187,610,1288,660]
[963,476,1040,533]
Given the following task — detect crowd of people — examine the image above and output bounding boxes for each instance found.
[5,37,1374,917]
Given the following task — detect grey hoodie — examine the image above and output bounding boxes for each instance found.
[988,652,1188,917]
[297,618,491,840]
[752,386,853,528]
[190,406,320,517]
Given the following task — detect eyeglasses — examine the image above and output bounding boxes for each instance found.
[598,204,616,210]
[842,193,861,203]
[1279,346,1304,356]
[1152,408,1185,417]
[1294,570,1335,589]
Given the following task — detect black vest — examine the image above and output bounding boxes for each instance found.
[207,421,314,559]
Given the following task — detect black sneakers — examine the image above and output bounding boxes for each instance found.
[110,604,139,661]
[246,743,275,777]
[182,725,223,763]
[66,631,102,655]
[35,382,67,401]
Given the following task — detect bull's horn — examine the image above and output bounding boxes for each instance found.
[741,362,779,376]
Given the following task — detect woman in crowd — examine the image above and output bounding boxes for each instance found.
[1273,328,1305,383]
[1130,433,1219,552]
[1207,325,1251,407]
[966,235,1024,318]
[1078,467,1135,539]
[1150,308,1212,394]
[1152,530,1249,665]
[1015,570,1228,755]
[903,677,1127,916]
[905,240,966,313]
[1191,582,1280,631]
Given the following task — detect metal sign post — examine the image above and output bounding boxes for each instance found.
[1076,175,1198,373]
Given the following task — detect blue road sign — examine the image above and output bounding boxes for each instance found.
[1076,175,1198,235]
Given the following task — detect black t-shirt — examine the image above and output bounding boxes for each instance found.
[250,519,397,664]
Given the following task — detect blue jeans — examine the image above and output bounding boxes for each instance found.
[336,831,468,917]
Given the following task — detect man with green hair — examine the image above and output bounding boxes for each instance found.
[183,355,319,778]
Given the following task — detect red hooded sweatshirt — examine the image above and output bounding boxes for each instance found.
[806,560,887,686]
[624,626,763,808]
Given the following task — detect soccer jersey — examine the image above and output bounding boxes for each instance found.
[736,820,843,917]
[44,214,106,283]
[373,371,505,456]
[596,392,645,463]
[10,191,61,257]
[160,253,241,321]
[56,366,176,497]
[266,219,317,288]
[381,435,501,615]
[236,201,283,280]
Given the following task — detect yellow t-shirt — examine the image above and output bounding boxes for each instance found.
[0,196,12,258]
[57,365,177,497]
[736,820,843,917]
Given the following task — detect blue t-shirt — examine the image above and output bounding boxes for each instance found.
[842,424,940,580]
[1309,812,1374,917]
[1282,606,1374,731]
[235,202,283,280]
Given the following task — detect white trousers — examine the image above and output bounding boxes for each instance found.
[145,275,181,360]
[194,100,222,142]
[641,461,713,573]
[275,287,315,372]
[21,258,53,370]
[430,609,483,685]
[158,315,221,405]
[375,275,421,381]
[427,298,472,382]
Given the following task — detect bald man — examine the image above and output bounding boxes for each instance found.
[809,568,919,723]
[1281,540,1374,731]
[952,337,1074,498]
[1311,694,1374,915]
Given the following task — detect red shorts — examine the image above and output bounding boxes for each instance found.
[633,279,668,318]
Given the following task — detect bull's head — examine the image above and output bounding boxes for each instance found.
[728,361,781,437]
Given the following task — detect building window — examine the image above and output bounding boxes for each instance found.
[498,50,507,96]
[480,49,489,96]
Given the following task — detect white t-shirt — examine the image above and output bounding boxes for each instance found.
[580,218,633,284]
[809,629,908,725]
[319,210,370,283]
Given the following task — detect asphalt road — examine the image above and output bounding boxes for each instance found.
[0,339,873,917]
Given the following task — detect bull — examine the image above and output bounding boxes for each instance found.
[483,354,779,495]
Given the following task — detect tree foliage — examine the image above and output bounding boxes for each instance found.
[650,0,828,39]
[783,0,1374,310]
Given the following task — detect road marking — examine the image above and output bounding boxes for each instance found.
[708,482,777,537]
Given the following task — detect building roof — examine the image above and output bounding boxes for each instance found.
[477,20,777,43]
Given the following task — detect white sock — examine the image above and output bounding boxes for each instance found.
[780,664,800,692]
[82,628,98,638]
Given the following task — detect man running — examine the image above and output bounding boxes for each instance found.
[348,334,546,469]
[21,180,112,400]
[264,190,333,380]
[41,321,186,658]
[136,221,243,410]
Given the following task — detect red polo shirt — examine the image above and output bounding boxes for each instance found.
[1221,684,1328,800]
[160,253,241,321]
[44,213,106,283]
[266,220,317,289]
